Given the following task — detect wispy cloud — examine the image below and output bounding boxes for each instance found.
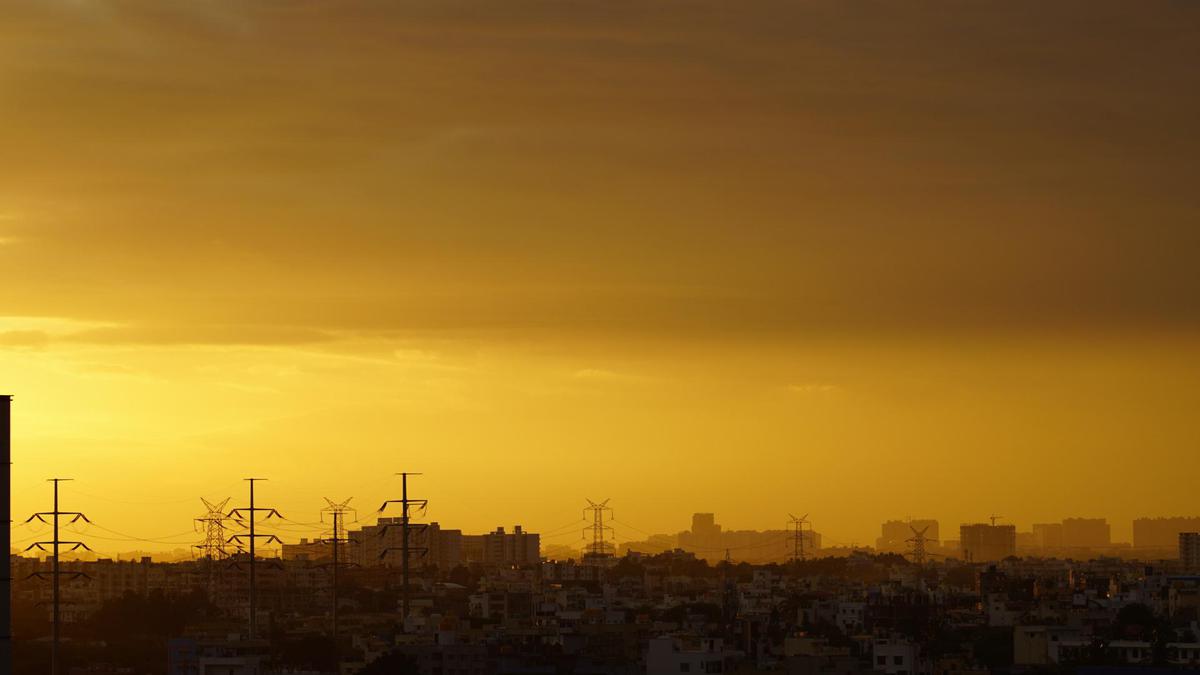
[572,368,650,383]
[786,383,841,395]
[0,330,50,348]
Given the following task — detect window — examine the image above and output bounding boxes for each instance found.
[680,664,690,673]
[877,656,886,665]
[894,656,904,665]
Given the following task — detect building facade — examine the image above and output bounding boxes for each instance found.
[959,524,1016,562]
[1181,532,1200,572]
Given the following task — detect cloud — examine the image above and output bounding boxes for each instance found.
[63,324,336,346]
[786,383,841,395]
[572,368,650,384]
[1,0,1198,347]
[0,330,50,348]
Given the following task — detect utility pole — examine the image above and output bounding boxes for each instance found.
[720,547,737,626]
[194,497,232,598]
[319,497,356,645]
[379,473,427,624]
[227,478,282,640]
[25,478,90,675]
[1,395,11,675]
[582,499,613,559]
[788,513,810,563]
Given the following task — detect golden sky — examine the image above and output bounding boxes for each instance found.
[3,0,1199,552]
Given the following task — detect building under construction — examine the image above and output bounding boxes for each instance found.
[959,523,1016,562]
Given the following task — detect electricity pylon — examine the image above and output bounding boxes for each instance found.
[227,478,283,640]
[907,524,932,565]
[194,497,232,599]
[788,513,810,563]
[379,472,427,624]
[25,478,91,675]
[583,499,614,558]
[319,497,357,646]
[194,497,232,560]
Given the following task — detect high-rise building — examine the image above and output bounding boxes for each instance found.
[1181,532,1200,571]
[959,523,1016,562]
[673,513,819,563]
[1015,531,1037,550]
[877,519,939,553]
[1032,523,1064,549]
[348,521,540,568]
[348,519,462,570]
[1062,518,1110,548]
[1134,517,1200,549]
[461,526,540,566]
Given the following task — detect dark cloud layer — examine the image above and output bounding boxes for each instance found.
[1,0,1198,344]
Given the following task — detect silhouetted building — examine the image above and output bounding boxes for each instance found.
[168,637,267,675]
[1016,531,1037,550]
[676,512,820,563]
[1032,523,1063,549]
[877,519,939,553]
[1134,517,1200,549]
[280,538,330,562]
[681,513,722,551]
[959,523,1015,562]
[1181,532,1200,572]
[461,526,540,566]
[1062,518,1110,548]
[349,519,462,570]
[647,636,733,675]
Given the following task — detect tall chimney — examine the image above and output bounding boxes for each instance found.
[1,395,11,674]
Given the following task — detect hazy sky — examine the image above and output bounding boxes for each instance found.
[4,0,1199,553]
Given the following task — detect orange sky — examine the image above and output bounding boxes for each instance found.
[3,0,1199,553]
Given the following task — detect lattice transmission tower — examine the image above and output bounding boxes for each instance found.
[320,497,357,647]
[194,497,234,599]
[907,524,932,565]
[582,498,614,559]
[195,497,233,560]
[788,513,811,563]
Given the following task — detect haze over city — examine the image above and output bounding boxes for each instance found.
[5,2,1200,675]
[4,0,1199,552]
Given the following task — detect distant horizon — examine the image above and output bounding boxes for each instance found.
[12,471,1200,557]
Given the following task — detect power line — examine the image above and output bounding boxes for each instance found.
[82,522,198,543]
[610,519,656,538]
[540,517,589,535]
[62,482,243,506]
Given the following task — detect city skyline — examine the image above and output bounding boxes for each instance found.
[4,2,1200,673]
[12,467,1199,559]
